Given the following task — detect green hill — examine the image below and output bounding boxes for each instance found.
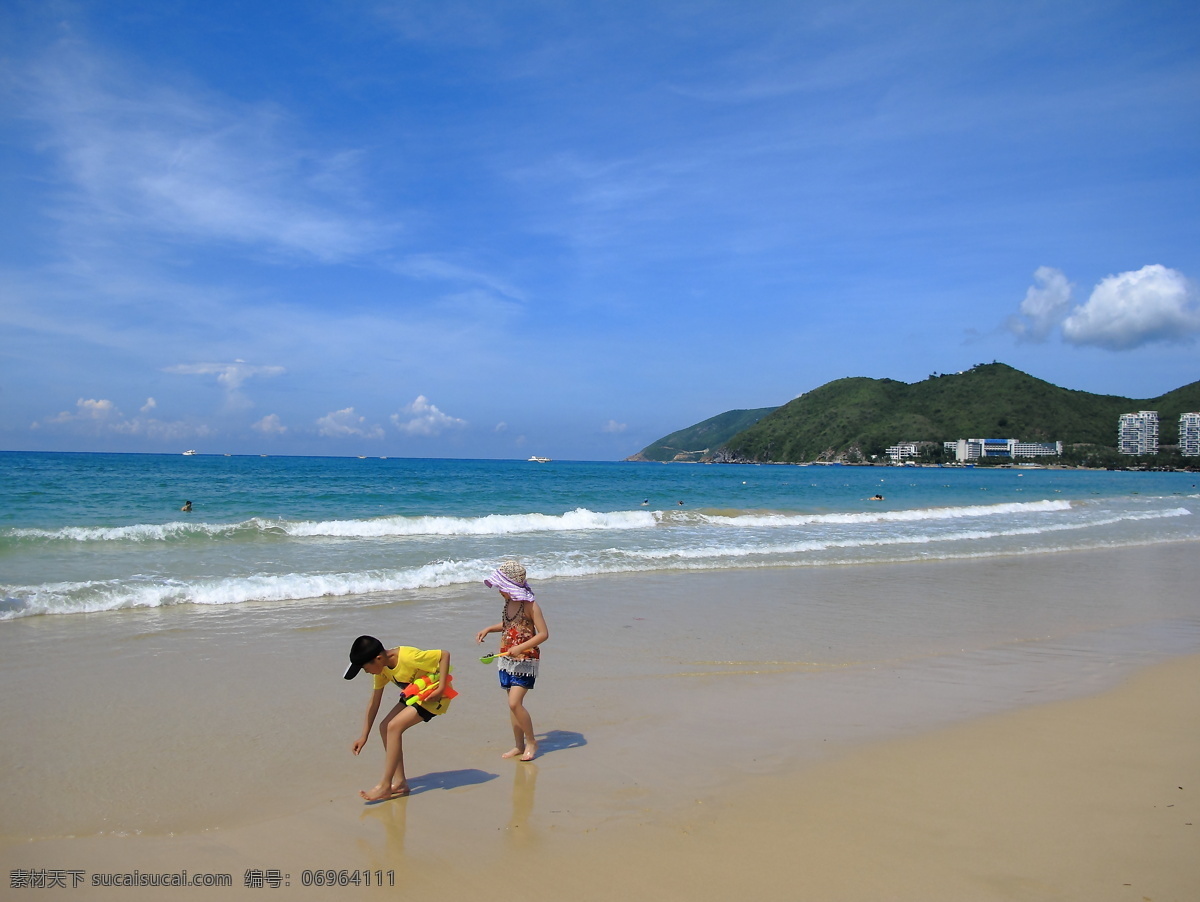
[628,407,778,462]
[713,363,1200,463]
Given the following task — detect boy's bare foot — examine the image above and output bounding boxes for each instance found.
[501,747,525,759]
[520,741,538,762]
[360,782,407,802]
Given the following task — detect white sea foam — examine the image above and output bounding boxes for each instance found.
[281,508,657,538]
[623,507,1193,562]
[5,508,659,544]
[4,507,1190,619]
[7,521,234,542]
[5,500,1068,546]
[0,559,492,619]
[687,498,1073,528]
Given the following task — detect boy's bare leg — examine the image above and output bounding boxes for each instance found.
[501,686,537,761]
[361,704,422,801]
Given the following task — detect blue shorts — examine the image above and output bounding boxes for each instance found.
[499,670,536,690]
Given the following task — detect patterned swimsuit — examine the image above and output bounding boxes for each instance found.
[498,600,540,678]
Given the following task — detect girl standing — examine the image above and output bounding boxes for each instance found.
[475,560,549,761]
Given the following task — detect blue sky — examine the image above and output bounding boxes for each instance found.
[2,0,1198,460]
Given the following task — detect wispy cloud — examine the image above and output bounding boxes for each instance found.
[601,419,627,433]
[164,361,286,391]
[386,254,528,303]
[24,42,390,263]
[164,361,285,411]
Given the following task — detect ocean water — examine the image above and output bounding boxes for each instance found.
[1,451,1197,621]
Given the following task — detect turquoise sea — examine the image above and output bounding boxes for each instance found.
[1,451,1197,621]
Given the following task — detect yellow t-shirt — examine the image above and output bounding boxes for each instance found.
[372,646,451,715]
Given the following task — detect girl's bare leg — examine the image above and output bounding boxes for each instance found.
[501,685,537,761]
[361,704,422,801]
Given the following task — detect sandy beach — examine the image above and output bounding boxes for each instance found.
[2,543,1198,900]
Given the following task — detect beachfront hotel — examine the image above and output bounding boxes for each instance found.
[1180,412,1200,456]
[942,438,1063,462]
[1118,411,1159,455]
[885,441,921,462]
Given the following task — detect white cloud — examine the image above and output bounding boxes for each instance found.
[66,398,118,421]
[1008,266,1073,342]
[36,398,118,426]
[391,396,467,436]
[316,407,384,439]
[494,421,508,432]
[1062,265,1200,350]
[252,414,287,436]
[602,419,627,433]
[33,398,210,441]
[140,397,157,413]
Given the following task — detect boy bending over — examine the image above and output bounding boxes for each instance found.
[345,635,451,800]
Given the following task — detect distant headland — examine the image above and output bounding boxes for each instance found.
[627,363,1200,468]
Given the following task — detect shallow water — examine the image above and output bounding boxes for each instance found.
[3,451,1197,621]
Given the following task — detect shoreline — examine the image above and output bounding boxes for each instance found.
[3,543,1198,898]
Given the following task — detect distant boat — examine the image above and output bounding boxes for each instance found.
[182,450,198,456]
[527,456,551,463]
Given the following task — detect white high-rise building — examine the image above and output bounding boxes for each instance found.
[1118,411,1159,455]
[1180,412,1200,456]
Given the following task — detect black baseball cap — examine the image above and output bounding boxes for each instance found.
[344,635,386,680]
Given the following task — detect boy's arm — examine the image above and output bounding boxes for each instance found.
[351,686,385,755]
[423,650,451,703]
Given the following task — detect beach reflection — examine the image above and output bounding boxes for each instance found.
[504,731,585,846]
[359,793,408,868]
[358,768,499,867]
[506,763,538,846]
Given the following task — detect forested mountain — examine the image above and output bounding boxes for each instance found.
[627,407,777,462]
[631,364,1200,464]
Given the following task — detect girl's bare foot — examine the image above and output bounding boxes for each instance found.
[360,781,408,802]
[519,740,538,762]
[501,746,525,759]
[389,780,410,797]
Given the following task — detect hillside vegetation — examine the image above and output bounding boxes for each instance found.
[628,407,777,462]
[675,363,1198,463]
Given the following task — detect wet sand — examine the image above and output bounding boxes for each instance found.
[2,544,1198,899]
